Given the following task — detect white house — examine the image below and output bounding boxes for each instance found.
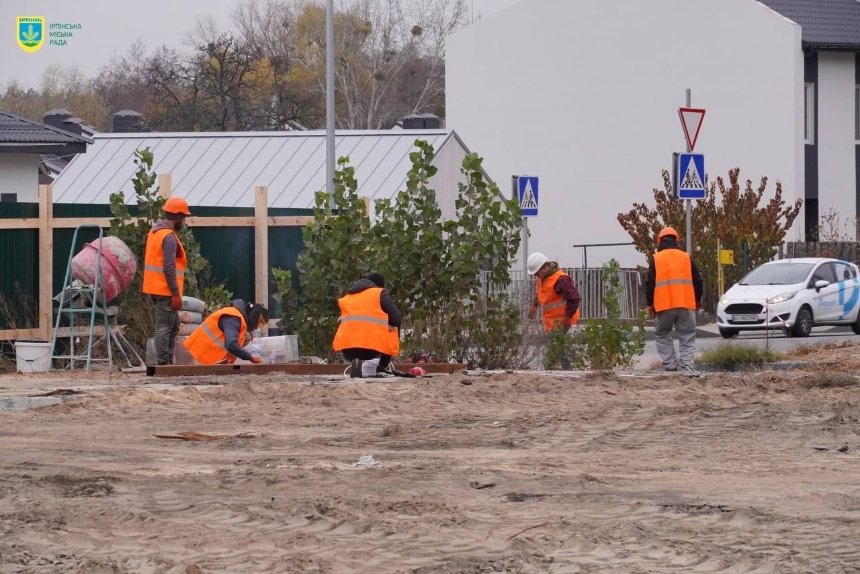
[52,129,474,220]
[447,0,860,268]
[0,111,91,203]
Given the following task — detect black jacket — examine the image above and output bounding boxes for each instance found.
[345,278,402,328]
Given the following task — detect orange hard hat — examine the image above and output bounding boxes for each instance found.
[163,196,191,216]
[657,226,679,241]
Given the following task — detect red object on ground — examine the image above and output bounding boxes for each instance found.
[409,366,426,377]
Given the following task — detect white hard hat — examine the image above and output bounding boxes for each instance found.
[527,252,549,275]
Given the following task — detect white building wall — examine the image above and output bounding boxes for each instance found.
[816,52,857,233]
[0,154,39,202]
[429,137,469,222]
[447,0,804,268]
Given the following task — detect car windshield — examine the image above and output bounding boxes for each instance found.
[739,263,814,285]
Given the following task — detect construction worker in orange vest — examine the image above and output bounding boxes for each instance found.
[142,196,191,365]
[645,227,703,374]
[527,252,582,332]
[184,299,269,365]
[333,273,402,378]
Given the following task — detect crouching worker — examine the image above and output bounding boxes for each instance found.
[333,273,401,378]
[184,299,269,364]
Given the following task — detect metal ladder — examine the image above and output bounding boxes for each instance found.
[50,225,113,371]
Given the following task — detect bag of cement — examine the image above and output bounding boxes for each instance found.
[179,323,199,336]
[178,310,203,324]
[181,296,206,314]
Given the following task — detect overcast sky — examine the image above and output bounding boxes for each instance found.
[1,0,522,91]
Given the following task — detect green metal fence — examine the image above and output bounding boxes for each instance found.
[0,203,310,331]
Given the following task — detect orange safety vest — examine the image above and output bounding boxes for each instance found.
[183,307,248,365]
[143,227,187,296]
[536,270,580,332]
[653,249,696,312]
[332,287,399,356]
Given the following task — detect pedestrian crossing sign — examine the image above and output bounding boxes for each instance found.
[676,153,705,200]
[517,176,539,217]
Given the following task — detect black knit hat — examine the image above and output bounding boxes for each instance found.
[365,272,385,288]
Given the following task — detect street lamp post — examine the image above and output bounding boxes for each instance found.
[326,0,335,208]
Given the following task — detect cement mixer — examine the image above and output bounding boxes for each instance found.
[71,236,138,304]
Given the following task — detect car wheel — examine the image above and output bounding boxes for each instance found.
[789,307,813,338]
[853,311,860,335]
[719,328,738,339]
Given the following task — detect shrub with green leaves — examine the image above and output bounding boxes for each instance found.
[697,342,781,370]
[296,141,523,366]
[544,259,646,370]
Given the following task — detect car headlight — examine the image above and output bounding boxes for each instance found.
[767,292,797,304]
[719,297,729,307]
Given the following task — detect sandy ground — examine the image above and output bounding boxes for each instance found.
[0,347,858,573]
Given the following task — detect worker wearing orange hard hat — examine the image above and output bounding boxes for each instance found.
[143,196,192,365]
[645,226,703,374]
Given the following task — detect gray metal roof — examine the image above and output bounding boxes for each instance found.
[52,130,464,208]
[757,0,860,50]
[0,111,93,145]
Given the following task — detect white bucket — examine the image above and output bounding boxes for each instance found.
[14,341,52,373]
[362,358,380,377]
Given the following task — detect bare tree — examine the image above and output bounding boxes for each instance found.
[92,40,152,117]
[0,65,110,130]
[289,0,467,129]
[234,0,323,128]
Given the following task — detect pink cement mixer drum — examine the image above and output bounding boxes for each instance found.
[71,236,138,303]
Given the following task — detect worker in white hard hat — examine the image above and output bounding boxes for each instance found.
[527,252,581,332]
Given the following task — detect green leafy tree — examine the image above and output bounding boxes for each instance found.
[272,267,299,335]
[370,140,449,330]
[443,153,522,365]
[617,168,802,311]
[296,142,523,366]
[296,157,373,358]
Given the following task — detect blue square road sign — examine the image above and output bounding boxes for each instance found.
[677,153,705,200]
[517,176,539,217]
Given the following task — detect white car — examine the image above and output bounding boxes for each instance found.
[716,257,860,338]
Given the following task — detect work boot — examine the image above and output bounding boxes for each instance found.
[349,358,362,378]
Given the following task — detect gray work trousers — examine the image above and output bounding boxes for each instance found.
[152,295,179,365]
[654,308,696,371]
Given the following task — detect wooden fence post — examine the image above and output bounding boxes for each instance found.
[254,186,269,313]
[38,184,53,340]
[158,173,172,198]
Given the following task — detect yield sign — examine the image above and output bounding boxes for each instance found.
[678,107,706,151]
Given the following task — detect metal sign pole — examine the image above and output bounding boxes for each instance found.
[512,176,529,279]
[685,88,692,255]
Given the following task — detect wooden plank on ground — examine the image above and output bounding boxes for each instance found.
[147,362,467,377]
